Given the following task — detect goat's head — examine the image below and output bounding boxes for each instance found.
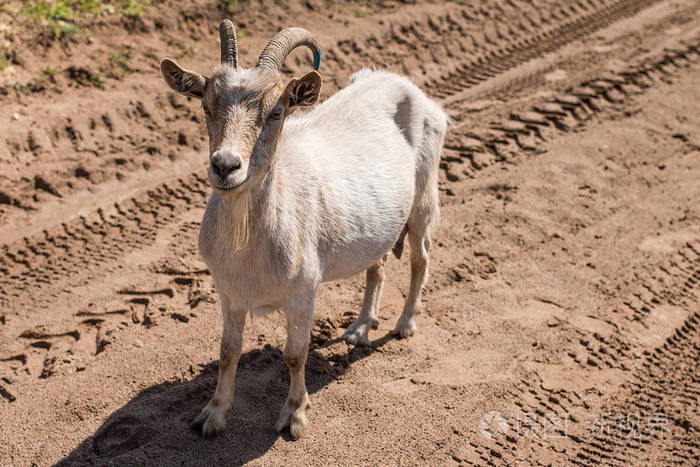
[160,21,322,196]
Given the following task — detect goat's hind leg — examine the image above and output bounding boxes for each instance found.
[393,220,431,338]
[191,296,246,437]
[343,254,387,346]
[392,106,443,338]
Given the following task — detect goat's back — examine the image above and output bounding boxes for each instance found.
[301,69,447,157]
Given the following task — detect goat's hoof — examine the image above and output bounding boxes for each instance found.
[275,397,309,440]
[392,315,416,338]
[343,319,378,346]
[191,402,226,438]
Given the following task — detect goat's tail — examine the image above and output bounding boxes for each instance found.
[422,102,448,232]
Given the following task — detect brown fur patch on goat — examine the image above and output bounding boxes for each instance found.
[392,225,408,259]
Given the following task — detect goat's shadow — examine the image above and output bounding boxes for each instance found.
[57,334,395,466]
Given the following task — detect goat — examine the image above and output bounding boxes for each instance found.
[160,20,447,439]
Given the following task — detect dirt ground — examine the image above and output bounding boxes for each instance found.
[1,0,698,465]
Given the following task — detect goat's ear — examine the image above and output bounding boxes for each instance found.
[283,71,322,109]
[160,58,206,99]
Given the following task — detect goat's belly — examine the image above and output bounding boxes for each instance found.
[321,254,386,282]
[320,229,402,282]
[318,182,413,281]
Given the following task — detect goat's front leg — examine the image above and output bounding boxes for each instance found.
[275,294,315,439]
[191,297,246,437]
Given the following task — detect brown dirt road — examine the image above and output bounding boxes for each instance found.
[1,0,698,465]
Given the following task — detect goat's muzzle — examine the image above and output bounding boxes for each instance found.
[210,149,247,191]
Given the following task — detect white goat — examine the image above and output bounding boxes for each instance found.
[160,20,447,439]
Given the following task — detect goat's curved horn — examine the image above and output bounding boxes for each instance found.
[256,27,321,72]
[219,20,238,68]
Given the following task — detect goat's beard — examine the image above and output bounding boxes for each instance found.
[217,191,251,253]
[215,144,275,253]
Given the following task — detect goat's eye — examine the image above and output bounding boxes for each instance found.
[268,109,283,121]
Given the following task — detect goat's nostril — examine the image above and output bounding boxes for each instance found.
[211,152,242,179]
[229,157,242,172]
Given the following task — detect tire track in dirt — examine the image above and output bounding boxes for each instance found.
[568,243,700,465]
[440,40,700,183]
[569,244,700,465]
[0,92,207,223]
[0,219,219,386]
[465,237,699,464]
[323,0,594,87]
[573,312,699,465]
[0,175,209,308]
[427,0,660,102]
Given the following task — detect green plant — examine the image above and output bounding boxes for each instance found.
[19,0,82,39]
[218,0,239,14]
[89,70,104,87]
[12,81,29,93]
[51,20,81,38]
[167,38,194,58]
[110,49,133,74]
[16,1,154,41]
[44,65,59,76]
[0,54,8,71]
[78,0,104,14]
[167,37,186,49]
[354,10,370,18]
[119,0,150,18]
[21,0,74,22]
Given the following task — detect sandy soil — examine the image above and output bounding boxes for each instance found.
[1,0,698,465]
